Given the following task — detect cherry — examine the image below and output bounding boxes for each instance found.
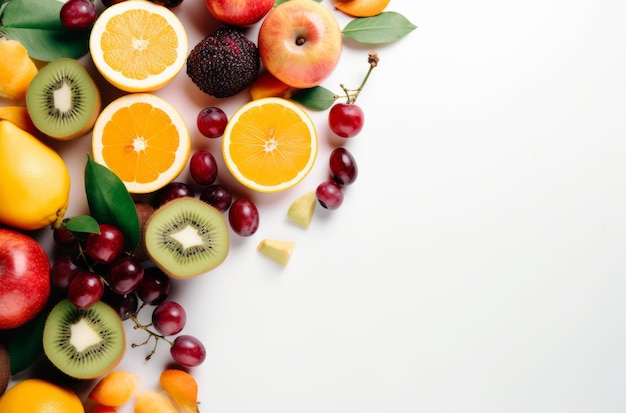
[53,225,78,248]
[197,106,228,139]
[170,335,206,367]
[152,301,186,336]
[107,256,144,295]
[328,103,364,138]
[67,271,104,309]
[137,267,172,306]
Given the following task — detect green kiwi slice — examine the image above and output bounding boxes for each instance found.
[26,58,100,140]
[145,196,230,279]
[43,299,125,379]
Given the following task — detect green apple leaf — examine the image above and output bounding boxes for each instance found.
[84,155,140,251]
[62,215,101,240]
[342,12,417,44]
[291,86,337,111]
[0,0,90,61]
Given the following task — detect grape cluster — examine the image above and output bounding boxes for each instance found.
[50,223,206,367]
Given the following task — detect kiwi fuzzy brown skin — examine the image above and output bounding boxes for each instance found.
[145,196,230,279]
[131,201,155,262]
[25,58,101,140]
[0,341,9,395]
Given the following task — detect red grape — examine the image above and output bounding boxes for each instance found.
[85,224,125,264]
[189,151,218,186]
[328,103,364,138]
[329,147,358,186]
[152,301,186,336]
[156,182,195,207]
[199,184,232,213]
[60,0,97,30]
[228,198,259,236]
[316,181,344,210]
[50,254,82,289]
[170,335,206,367]
[67,271,104,309]
[137,267,171,306]
[197,106,228,139]
[107,256,144,295]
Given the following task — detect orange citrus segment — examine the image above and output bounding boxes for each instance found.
[92,93,190,194]
[335,0,390,17]
[89,1,187,92]
[222,97,317,193]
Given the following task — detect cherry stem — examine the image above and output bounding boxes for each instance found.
[336,50,379,104]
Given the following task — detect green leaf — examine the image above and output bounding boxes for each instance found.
[63,215,101,240]
[291,86,337,110]
[342,12,417,44]
[8,310,46,375]
[84,155,140,251]
[0,0,90,61]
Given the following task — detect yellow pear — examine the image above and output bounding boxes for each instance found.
[0,120,70,230]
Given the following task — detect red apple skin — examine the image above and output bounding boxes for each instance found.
[258,0,342,89]
[204,0,274,27]
[0,228,50,330]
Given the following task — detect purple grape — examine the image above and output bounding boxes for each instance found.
[156,182,195,207]
[199,184,232,213]
[170,335,206,367]
[316,181,344,210]
[152,301,186,336]
[50,254,81,289]
[228,198,259,236]
[329,147,358,186]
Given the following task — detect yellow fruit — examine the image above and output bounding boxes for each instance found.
[250,71,291,101]
[0,378,84,413]
[0,106,38,134]
[89,371,141,407]
[91,93,191,194]
[335,0,390,17]
[134,390,179,413]
[257,239,296,266]
[287,190,316,228]
[0,120,70,230]
[89,0,188,92]
[0,39,38,100]
[222,97,317,193]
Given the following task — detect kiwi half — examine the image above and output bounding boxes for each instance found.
[43,299,125,380]
[145,196,229,279]
[26,58,100,140]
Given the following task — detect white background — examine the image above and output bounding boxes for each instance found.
[8,1,626,412]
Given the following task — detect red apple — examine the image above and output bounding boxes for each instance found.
[204,0,274,27]
[0,228,50,330]
[258,0,342,89]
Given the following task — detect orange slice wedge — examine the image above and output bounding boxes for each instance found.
[89,1,188,92]
[222,97,317,193]
[91,93,191,194]
[335,0,390,17]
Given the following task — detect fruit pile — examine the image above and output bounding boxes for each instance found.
[0,0,415,410]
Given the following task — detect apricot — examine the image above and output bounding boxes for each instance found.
[0,106,38,135]
[160,369,199,413]
[250,71,291,100]
[88,371,140,407]
[335,0,390,17]
[134,390,179,413]
[0,39,38,101]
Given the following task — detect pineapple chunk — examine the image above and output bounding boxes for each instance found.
[257,239,295,266]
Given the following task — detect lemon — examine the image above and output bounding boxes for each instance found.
[0,378,84,413]
[0,120,70,230]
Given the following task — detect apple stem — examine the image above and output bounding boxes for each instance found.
[337,50,379,104]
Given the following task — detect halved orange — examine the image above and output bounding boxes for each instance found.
[92,93,191,194]
[222,97,317,193]
[335,0,390,17]
[89,0,188,92]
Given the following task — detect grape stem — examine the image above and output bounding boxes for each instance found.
[126,312,173,361]
[336,50,379,104]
